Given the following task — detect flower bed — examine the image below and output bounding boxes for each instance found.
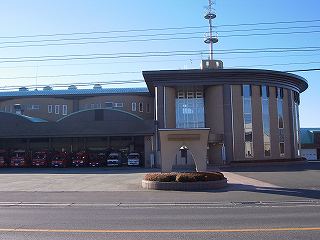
[142,172,228,191]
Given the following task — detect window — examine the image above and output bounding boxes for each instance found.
[91,104,95,109]
[139,102,143,112]
[277,88,285,156]
[114,103,123,108]
[261,86,271,157]
[175,87,205,128]
[187,91,194,99]
[177,91,184,99]
[294,99,301,156]
[132,102,136,111]
[243,85,254,158]
[48,105,53,113]
[105,102,113,108]
[55,105,59,114]
[31,105,40,110]
[62,105,68,115]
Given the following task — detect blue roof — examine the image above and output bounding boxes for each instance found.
[21,115,48,123]
[0,87,150,98]
[300,128,320,144]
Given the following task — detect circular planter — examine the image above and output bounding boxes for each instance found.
[141,178,228,191]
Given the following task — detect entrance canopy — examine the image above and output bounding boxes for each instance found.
[159,128,210,172]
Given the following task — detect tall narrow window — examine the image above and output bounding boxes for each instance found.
[132,102,136,111]
[243,85,253,157]
[293,92,301,156]
[48,105,53,113]
[62,105,68,115]
[277,87,285,156]
[139,102,143,112]
[261,86,271,157]
[55,105,59,114]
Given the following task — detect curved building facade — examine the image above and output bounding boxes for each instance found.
[143,68,307,167]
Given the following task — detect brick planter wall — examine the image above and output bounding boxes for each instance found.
[141,178,228,191]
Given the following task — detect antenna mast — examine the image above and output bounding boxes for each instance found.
[204,0,218,60]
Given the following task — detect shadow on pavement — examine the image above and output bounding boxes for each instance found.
[220,161,320,173]
[207,183,320,200]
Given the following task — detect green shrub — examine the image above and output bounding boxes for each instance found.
[144,172,225,182]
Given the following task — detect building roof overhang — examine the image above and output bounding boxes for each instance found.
[142,68,308,95]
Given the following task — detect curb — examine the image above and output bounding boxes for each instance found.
[141,178,228,191]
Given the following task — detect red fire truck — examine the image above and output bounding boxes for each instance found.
[0,149,8,167]
[31,151,50,167]
[71,151,89,167]
[10,149,30,167]
[51,151,70,168]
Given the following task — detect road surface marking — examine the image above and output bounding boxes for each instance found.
[0,227,319,233]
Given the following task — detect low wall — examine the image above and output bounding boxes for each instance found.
[141,178,228,191]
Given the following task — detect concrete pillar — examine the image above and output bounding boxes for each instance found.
[164,87,176,128]
[223,84,234,163]
[251,85,264,160]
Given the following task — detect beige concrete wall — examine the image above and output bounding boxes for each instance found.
[0,94,154,122]
[144,136,153,168]
[232,85,245,161]
[79,95,154,120]
[205,86,224,133]
[164,87,176,128]
[269,87,280,158]
[251,85,264,160]
[0,97,73,121]
[205,85,224,164]
[159,129,210,172]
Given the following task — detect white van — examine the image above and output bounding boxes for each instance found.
[107,153,121,167]
[127,153,140,166]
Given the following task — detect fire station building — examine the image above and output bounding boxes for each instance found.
[0,63,308,169]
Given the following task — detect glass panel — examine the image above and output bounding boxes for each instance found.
[264,143,271,157]
[243,99,252,114]
[261,86,271,157]
[280,142,285,155]
[245,131,253,142]
[243,85,251,97]
[245,142,253,157]
[175,88,204,128]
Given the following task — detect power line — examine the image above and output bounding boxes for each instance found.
[1,29,320,49]
[232,61,320,68]
[0,52,318,69]
[0,71,141,80]
[286,68,320,73]
[1,25,319,46]
[0,79,146,91]
[0,47,320,64]
[1,19,320,40]
[2,61,320,81]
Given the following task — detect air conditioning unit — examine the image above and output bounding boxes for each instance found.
[201,60,223,70]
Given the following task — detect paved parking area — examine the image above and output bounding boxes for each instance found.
[0,162,319,193]
[0,168,153,191]
[221,161,320,189]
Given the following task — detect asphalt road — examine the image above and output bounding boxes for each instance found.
[0,201,319,240]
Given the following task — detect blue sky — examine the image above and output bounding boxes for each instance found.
[0,0,319,127]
